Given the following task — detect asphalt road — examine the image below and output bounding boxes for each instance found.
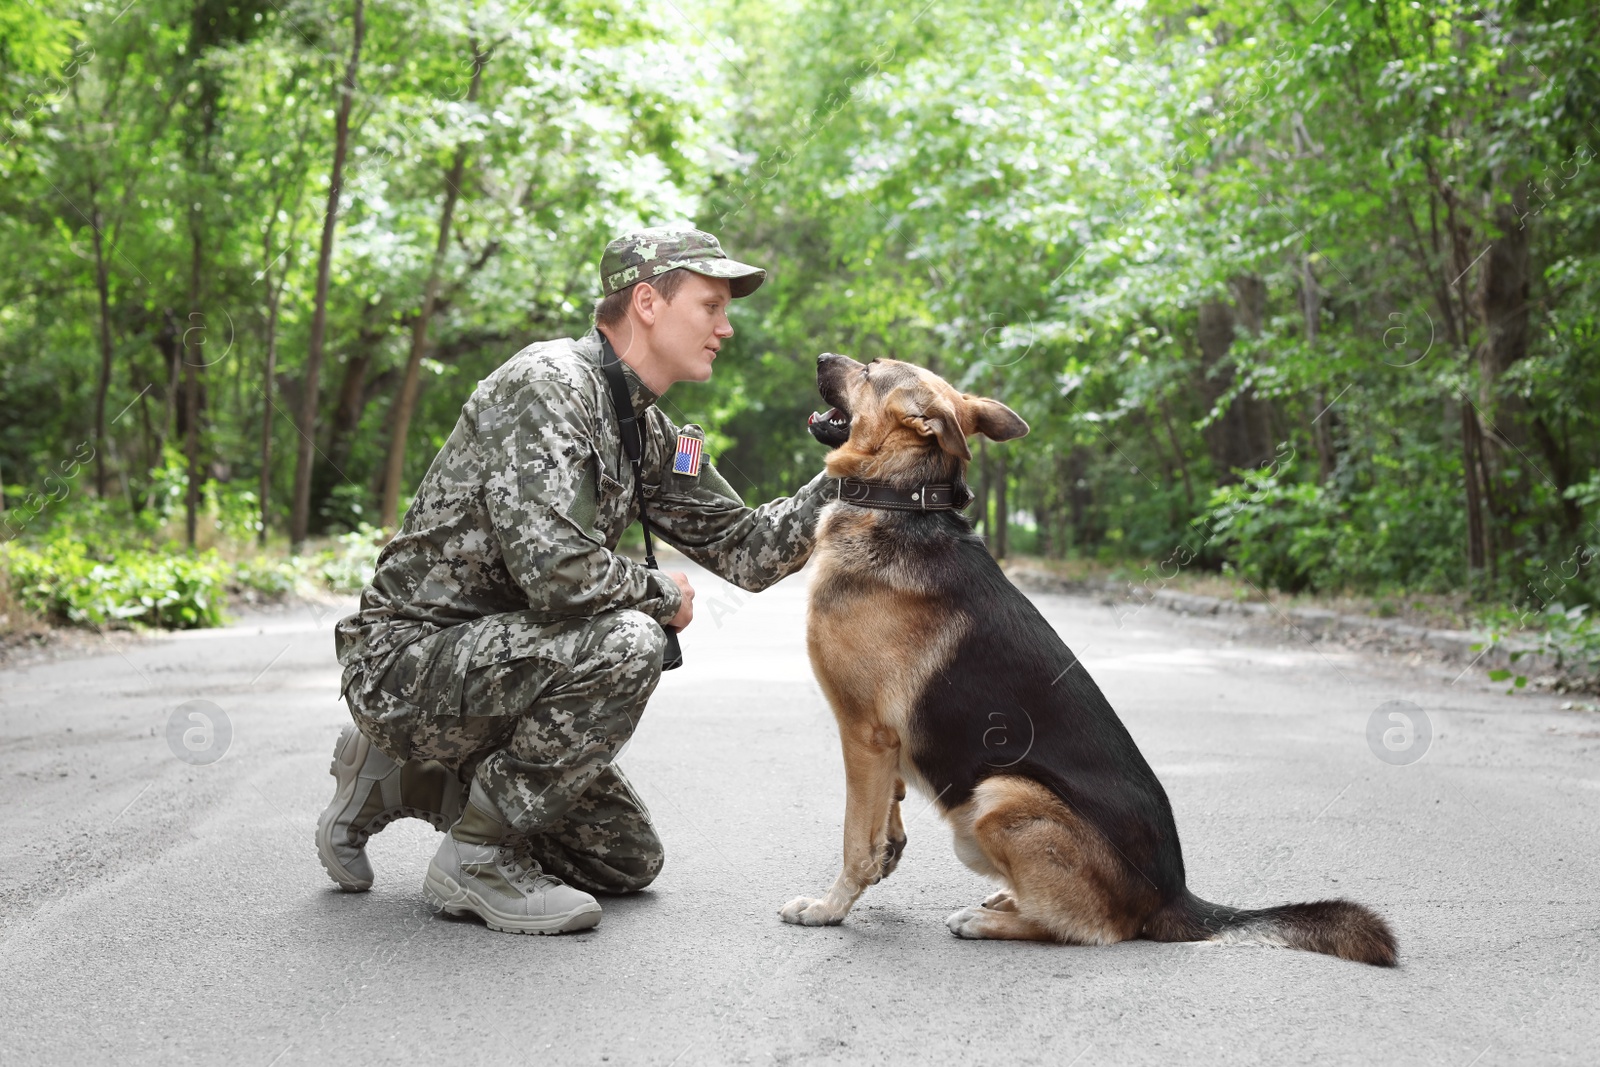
[2,555,1597,1066]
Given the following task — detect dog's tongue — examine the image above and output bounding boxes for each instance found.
[808,407,842,426]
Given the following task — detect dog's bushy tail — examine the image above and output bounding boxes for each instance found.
[1142,890,1397,966]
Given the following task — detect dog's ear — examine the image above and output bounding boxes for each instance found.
[902,397,971,461]
[962,396,1029,442]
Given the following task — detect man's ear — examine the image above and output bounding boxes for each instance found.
[631,280,659,326]
[902,397,971,461]
[962,396,1029,442]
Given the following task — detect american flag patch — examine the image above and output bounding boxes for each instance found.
[673,433,703,476]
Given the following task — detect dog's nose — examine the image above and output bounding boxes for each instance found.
[818,352,842,366]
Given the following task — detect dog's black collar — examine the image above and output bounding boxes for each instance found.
[836,477,971,512]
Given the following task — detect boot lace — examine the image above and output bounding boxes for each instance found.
[496,844,565,890]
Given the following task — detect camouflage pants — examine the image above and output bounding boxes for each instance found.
[345,608,666,894]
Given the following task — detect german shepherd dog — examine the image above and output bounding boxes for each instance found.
[781,353,1397,967]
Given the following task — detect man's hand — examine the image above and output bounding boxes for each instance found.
[667,571,695,631]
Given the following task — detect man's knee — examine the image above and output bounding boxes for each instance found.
[602,832,665,893]
[591,827,665,893]
[531,823,664,894]
[591,609,667,689]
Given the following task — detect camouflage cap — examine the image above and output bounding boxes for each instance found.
[600,227,766,299]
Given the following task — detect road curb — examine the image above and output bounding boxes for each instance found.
[1002,564,1528,670]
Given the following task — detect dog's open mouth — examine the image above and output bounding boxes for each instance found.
[808,404,851,447]
[809,352,858,447]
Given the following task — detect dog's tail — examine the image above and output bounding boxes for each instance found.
[1142,890,1397,966]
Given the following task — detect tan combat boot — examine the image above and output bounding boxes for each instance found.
[423,780,603,935]
[316,724,468,892]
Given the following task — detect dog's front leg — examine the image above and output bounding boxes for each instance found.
[781,725,899,926]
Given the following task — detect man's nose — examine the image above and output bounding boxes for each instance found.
[715,317,734,338]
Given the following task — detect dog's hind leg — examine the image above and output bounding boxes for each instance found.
[879,777,907,880]
[947,903,1051,940]
[946,776,1156,945]
[781,723,901,926]
[981,889,1017,911]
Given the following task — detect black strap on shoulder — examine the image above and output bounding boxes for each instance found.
[599,334,683,669]
[599,335,658,568]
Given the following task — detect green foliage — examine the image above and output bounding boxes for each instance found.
[1479,603,1600,694]
[229,555,299,597]
[0,489,374,630]
[0,6,80,81]
[1202,444,1470,595]
[1203,459,1339,594]
[2,539,230,630]
[213,484,265,542]
[314,525,382,593]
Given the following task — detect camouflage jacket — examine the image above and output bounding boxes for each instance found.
[335,330,833,678]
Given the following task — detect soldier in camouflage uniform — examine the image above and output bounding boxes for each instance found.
[315,228,834,934]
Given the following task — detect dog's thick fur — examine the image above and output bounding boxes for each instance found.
[780,353,1397,967]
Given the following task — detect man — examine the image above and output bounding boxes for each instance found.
[317,227,833,934]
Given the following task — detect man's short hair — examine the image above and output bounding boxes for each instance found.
[593,268,692,329]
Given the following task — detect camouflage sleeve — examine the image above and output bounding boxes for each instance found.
[476,378,683,625]
[641,410,835,593]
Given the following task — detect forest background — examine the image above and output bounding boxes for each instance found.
[2,0,1598,678]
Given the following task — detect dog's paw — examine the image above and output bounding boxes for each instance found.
[981,889,1017,912]
[877,833,907,882]
[946,906,992,939]
[779,896,845,927]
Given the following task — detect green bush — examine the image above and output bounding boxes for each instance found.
[1201,444,1467,595]
[314,524,383,592]
[230,555,300,597]
[211,483,265,542]
[1202,459,1339,593]
[1479,602,1600,693]
[0,482,388,632]
[1,539,230,630]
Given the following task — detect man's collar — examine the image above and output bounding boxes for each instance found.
[582,328,658,413]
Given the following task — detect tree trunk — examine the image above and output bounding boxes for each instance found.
[320,329,381,508]
[1460,397,1488,592]
[255,122,311,546]
[290,0,365,550]
[1157,396,1195,513]
[1197,277,1277,483]
[328,349,373,468]
[1530,415,1582,534]
[1475,195,1531,414]
[135,353,159,514]
[993,448,1009,560]
[379,39,487,530]
[1066,448,1093,551]
[1472,188,1533,566]
[1196,300,1242,481]
[974,436,990,544]
[72,79,118,500]
[146,310,183,513]
[1035,484,1052,557]
[259,259,285,546]
[184,214,204,547]
[87,175,115,499]
[1229,275,1277,469]
[1303,253,1336,483]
